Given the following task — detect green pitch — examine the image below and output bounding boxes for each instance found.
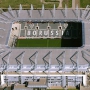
[15,39,61,47]
[15,38,82,47]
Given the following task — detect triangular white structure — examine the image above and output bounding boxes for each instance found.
[81,5,90,18]
[76,5,79,19]
[65,4,67,17]
[30,4,33,17]
[8,5,15,17]
[18,4,22,17]
[41,4,44,17]
[53,4,55,17]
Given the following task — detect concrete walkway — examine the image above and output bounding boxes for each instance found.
[40,0,46,4]
[58,0,63,8]
[72,0,80,8]
[72,0,76,8]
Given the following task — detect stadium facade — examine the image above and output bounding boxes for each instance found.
[0,4,90,90]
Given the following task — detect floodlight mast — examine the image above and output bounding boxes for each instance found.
[65,4,67,17]
[41,4,44,17]
[53,4,55,18]
[18,4,22,17]
[81,5,90,18]
[30,4,33,17]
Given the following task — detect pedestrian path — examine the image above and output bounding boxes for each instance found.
[57,0,63,8]
[72,0,80,8]
[72,0,76,8]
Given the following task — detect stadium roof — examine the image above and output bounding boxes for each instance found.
[0,4,90,72]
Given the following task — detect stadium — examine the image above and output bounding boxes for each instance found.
[0,4,90,90]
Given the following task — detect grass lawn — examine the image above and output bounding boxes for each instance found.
[62,0,72,8]
[0,0,59,8]
[15,38,82,47]
[80,0,90,8]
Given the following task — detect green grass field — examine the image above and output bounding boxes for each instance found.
[62,0,72,8]
[0,0,59,8]
[15,38,82,47]
[0,0,89,9]
[80,0,90,8]
[15,39,61,47]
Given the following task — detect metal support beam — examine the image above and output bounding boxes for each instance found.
[30,4,33,17]
[35,51,38,71]
[86,13,90,20]
[18,4,22,17]
[53,4,55,17]
[70,51,78,71]
[63,51,65,72]
[8,5,15,18]
[65,4,67,17]
[0,8,4,14]
[20,51,25,81]
[81,5,90,18]
[76,4,79,19]
[6,50,11,85]
[76,52,79,71]
[49,51,52,74]
[31,4,33,10]
[43,51,51,72]
[85,5,90,19]
[49,52,51,88]
[41,4,44,17]
[48,51,51,88]
[81,50,90,66]
[29,51,37,71]
[20,4,22,10]
[8,5,12,11]
[15,51,25,71]
[56,51,64,72]
[77,51,79,72]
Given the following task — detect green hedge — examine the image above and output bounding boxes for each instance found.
[45,0,59,2]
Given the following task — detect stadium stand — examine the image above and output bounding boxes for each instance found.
[0,4,90,90]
